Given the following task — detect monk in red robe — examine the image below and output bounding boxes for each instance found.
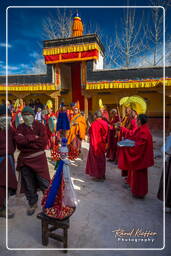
[15,106,50,215]
[100,105,109,122]
[86,110,109,180]
[106,109,119,162]
[0,105,17,218]
[118,114,154,198]
[120,108,137,178]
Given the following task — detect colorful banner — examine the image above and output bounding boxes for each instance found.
[0,83,56,91]
[44,49,98,64]
[86,78,171,90]
[43,43,100,56]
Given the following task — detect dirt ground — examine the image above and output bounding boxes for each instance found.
[1,134,171,256]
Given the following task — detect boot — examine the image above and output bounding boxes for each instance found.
[0,207,15,218]
[27,202,38,216]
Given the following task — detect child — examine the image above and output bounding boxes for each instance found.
[35,107,42,123]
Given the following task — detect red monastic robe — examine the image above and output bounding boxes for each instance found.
[118,124,154,196]
[120,117,137,177]
[86,118,109,179]
[106,115,119,161]
[15,121,50,182]
[0,127,17,207]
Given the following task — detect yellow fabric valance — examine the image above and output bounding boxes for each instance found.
[86,79,171,90]
[43,43,100,56]
[0,84,57,91]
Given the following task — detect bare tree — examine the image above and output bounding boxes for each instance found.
[144,2,163,66]
[139,0,171,67]
[42,9,73,39]
[103,37,122,69]
[106,7,147,68]
[84,21,103,39]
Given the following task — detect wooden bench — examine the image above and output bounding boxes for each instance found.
[37,212,70,253]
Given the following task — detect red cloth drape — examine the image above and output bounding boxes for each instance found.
[71,62,84,110]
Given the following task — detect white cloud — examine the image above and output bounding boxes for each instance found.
[0,43,12,48]
[30,57,46,74]
[29,52,40,58]
[0,56,46,75]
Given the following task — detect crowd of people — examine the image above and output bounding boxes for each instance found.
[0,96,170,221]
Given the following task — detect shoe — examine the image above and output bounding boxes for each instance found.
[122,183,130,189]
[27,203,38,216]
[0,207,15,218]
[92,177,105,182]
[132,194,145,199]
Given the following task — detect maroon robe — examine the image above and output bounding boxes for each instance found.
[0,127,17,207]
[86,118,109,179]
[118,124,154,197]
[120,117,137,177]
[106,115,119,161]
[101,109,109,122]
[15,121,50,182]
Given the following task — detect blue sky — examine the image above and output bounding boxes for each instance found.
[0,0,170,75]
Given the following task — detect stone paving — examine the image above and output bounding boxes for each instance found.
[1,135,171,256]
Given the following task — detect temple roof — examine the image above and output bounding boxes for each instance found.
[43,34,105,55]
[87,61,171,82]
[0,65,53,84]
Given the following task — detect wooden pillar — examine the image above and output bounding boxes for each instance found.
[84,96,88,119]
[54,95,59,113]
[168,112,171,131]
[49,91,60,112]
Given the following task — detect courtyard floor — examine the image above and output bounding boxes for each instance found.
[1,134,171,256]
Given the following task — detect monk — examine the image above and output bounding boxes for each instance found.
[15,106,50,215]
[106,109,119,162]
[0,105,17,218]
[118,114,154,198]
[100,105,109,122]
[120,107,137,178]
[67,103,86,154]
[86,110,109,180]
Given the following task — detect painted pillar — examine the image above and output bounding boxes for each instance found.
[50,91,59,112]
[54,95,59,112]
[84,96,88,119]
